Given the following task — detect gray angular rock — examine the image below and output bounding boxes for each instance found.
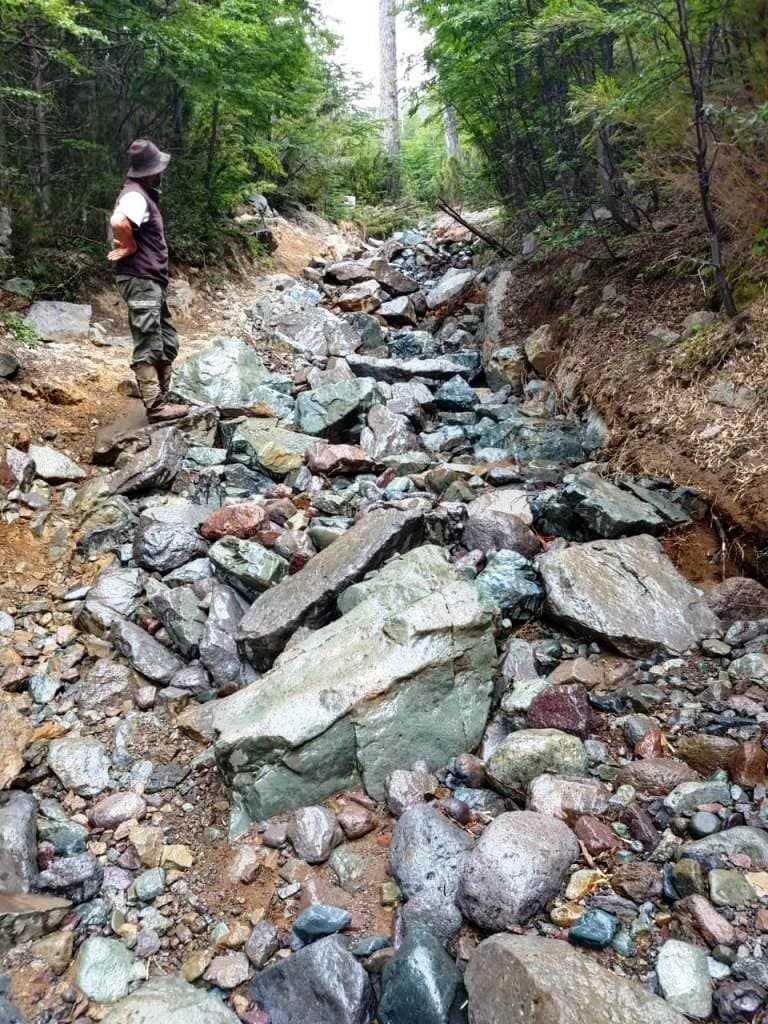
[25,300,91,343]
[104,427,188,496]
[389,804,474,902]
[102,976,240,1024]
[0,893,71,957]
[238,508,424,665]
[287,806,339,864]
[465,934,688,1024]
[37,853,103,903]
[537,535,720,656]
[47,738,110,797]
[28,444,86,483]
[293,904,352,943]
[0,793,37,894]
[379,295,419,327]
[476,550,543,617]
[86,569,144,620]
[347,352,473,384]
[76,937,134,1004]
[295,378,381,437]
[325,260,374,285]
[426,269,476,310]
[250,935,374,1024]
[369,259,419,295]
[656,939,712,1019]
[361,404,421,459]
[209,537,288,601]
[379,927,460,1024]
[245,920,280,968]
[457,811,579,929]
[111,621,184,684]
[271,307,361,358]
[172,337,290,413]
[557,472,665,539]
[150,585,207,659]
[200,584,248,687]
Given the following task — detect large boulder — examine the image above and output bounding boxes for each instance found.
[102,976,240,1024]
[465,934,688,1024]
[24,300,91,343]
[536,473,664,540]
[171,337,291,414]
[101,427,188,496]
[250,935,374,1024]
[199,561,496,832]
[537,535,720,656]
[457,812,579,929]
[238,509,424,666]
[378,927,460,1024]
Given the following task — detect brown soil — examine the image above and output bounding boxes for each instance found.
[501,195,768,575]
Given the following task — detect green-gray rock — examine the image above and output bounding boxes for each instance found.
[76,937,135,1003]
[188,557,496,834]
[228,422,320,478]
[708,868,755,907]
[682,827,768,869]
[102,976,240,1024]
[209,537,288,600]
[656,939,712,1019]
[171,337,291,414]
[295,378,381,437]
[487,729,587,794]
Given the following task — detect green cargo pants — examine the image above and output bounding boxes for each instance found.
[116,275,179,367]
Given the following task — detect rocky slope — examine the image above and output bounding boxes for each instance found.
[1,222,768,1024]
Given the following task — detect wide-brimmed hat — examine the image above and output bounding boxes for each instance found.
[126,139,171,179]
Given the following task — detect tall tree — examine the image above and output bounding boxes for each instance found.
[378,0,401,197]
[443,104,460,161]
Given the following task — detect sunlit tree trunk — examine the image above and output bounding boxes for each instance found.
[378,0,400,198]
[443,105,460,160]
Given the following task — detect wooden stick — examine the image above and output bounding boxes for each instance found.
[436,198,515,258]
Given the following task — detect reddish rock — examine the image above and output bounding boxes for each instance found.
[706,576,768,624]
[548,658,605,688]
[678,894,736,946]
[200,502,267,541]
[614,758,699,795]
[256,524,284,548]
[756,908,768,932]
[288,552,313,575]
[729,741,768,788]
[676,734,740,775]
[635,728,666,760]
[526,684,596,738]
[337,803,377,840]
[612,861,663,902]
[574,816,619,856]
[307,443,375,476]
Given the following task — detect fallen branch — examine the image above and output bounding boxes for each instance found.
[436,198,516,258]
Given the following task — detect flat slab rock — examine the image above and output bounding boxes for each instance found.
[102,976,239,1024]
[171,337,291,414]
[537,534,720,656]
[190,548,496,833]
[238,508,424,665]
[465,934,688,1024]
[24,300,92,343]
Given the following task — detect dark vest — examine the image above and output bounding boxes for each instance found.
[114,180,169,285]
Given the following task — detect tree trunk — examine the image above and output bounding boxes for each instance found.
[27,31,51,216]
[378,0,400,198]
[596,125,641,233]
[674,0,737,317]
[205,99,219,216]
[443,105,460,161]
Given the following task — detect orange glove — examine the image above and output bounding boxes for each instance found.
[107,213,138,262]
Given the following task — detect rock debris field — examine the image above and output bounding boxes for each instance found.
[2,225,768,1024]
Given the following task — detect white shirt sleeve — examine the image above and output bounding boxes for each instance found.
[115,192,149,227]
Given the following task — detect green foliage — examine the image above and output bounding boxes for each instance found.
[3,313,39,348]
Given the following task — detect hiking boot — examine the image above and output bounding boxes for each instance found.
[157,360,174,397]
[147,400,190,423]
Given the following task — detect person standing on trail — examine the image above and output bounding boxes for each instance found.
[107,139,188,422]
